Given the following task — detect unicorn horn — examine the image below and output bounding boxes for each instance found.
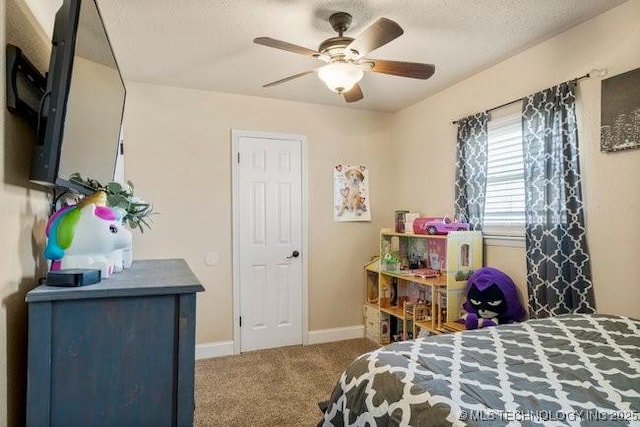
[77,191,107,208]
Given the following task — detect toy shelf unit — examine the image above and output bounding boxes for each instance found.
[363,257,391,344]
[364,257,380,307]
[364,229,483,344]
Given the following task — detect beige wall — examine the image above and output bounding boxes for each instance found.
[391,0,640,318]
[2,0,51,425]
[122,83,394,343]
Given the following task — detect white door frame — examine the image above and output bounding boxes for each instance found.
[231,129,309,354]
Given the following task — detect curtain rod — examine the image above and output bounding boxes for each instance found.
[451,72,592,125]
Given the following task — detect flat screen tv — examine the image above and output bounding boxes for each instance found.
[31,0,126,194]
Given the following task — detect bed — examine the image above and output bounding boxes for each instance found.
[320,314,640,426]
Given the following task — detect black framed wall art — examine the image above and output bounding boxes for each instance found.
[600,67,640,153]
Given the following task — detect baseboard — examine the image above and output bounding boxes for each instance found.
[196,327,365,358]
[195,340,234,360]
[307,325,364,345]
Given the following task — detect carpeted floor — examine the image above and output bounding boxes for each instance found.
[194,338,379,427]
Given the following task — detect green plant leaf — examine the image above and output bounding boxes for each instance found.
[106,182,123,194]
[107,194,129,211]
[77,176,154,233]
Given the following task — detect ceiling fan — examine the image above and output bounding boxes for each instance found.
[254,12,435,103]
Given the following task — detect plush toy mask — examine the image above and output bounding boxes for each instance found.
[463,267,525,329]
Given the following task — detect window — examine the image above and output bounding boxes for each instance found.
[483,113,525,237]
[460,244,470,267]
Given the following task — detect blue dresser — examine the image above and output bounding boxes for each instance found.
[26,259,205,427]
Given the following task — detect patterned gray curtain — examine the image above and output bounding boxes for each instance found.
[521,81,596,318]
[454,113,488,231]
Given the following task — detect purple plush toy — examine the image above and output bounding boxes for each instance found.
[462,267,525,330]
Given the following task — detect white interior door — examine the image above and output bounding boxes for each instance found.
[236,133,303,352]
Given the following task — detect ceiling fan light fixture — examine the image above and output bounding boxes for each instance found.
[317,62,364,93]
[255,13,434,103]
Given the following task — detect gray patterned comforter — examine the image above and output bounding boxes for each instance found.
[321,314,640,426]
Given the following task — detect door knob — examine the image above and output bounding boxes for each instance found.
[286,250,300,259]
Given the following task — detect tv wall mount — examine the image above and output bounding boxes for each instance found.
[5,44,48,129]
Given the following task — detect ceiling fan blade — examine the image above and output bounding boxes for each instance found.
[365,59,435,79]
[343,84,364,103]
[263,70,315,88]
[346,18,403,58]
[254,37,320,57]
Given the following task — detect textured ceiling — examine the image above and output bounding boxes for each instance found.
[90,0,626,112]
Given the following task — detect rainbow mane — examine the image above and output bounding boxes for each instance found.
[44,203,119,261]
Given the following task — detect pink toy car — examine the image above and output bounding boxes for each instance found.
[413,216,470,235]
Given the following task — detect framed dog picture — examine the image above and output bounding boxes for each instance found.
[333,164,371,222]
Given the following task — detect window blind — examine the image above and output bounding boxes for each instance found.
[483,114,525,236]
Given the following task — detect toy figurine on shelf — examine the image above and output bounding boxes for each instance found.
[394,210,409,233]
[390,278,398,306]
[400,255,409,270]
[382,252,400,271]
[44,191,132,278]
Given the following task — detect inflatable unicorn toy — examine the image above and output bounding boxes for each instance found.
[44,192,132,278]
